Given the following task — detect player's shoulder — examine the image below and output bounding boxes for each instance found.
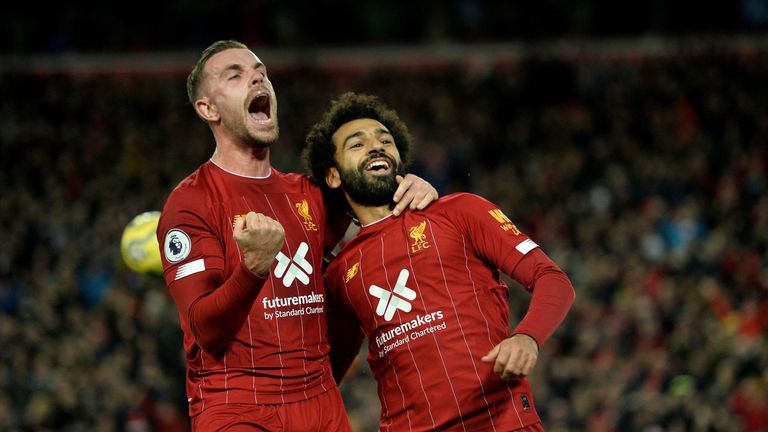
[272,169,323,194]
[163,164,213,211]
[431,192,495,211]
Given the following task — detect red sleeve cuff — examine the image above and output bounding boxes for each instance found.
[231,262,269,287]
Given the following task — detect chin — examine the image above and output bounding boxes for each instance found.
[249,127,279,147]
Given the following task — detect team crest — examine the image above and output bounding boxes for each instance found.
[409,220,430,253]
[488,209,521,234]
[296,200,318,231]
[345,262,360,282]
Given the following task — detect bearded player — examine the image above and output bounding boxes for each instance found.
[303,92,575,431]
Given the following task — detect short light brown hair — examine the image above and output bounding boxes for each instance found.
[186,40,248,105]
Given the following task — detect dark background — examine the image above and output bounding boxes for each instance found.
[3,0,768,54]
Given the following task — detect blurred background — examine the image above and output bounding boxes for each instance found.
[1,1,767,431]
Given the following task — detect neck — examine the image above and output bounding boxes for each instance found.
[346,196,393,226]
[210,133,272,177]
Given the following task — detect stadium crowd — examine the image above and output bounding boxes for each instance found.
[0,48,766,431]
[4,0,768,54]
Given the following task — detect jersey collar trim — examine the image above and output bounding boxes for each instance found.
[361,213,394,228]
[209,159,273,179]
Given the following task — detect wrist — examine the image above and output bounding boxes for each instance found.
[510,333,540,351]
[242,251,274,276]
[237,254,270,279]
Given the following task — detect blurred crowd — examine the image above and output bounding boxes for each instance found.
[4,0,768,54]
[1,46,767,431]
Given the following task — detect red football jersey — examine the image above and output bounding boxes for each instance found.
[157,161,345,417]
[325,193,574,431]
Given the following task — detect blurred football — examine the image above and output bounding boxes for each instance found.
[120,211,163,277]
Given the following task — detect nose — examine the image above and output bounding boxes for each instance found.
[368,138,385,152]
[250,70,264,87]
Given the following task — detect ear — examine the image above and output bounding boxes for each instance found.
[325,167,341,189]
[194,97,220,122]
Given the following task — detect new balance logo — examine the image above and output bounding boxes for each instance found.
[369,269,416,321]
[274,242,313,287]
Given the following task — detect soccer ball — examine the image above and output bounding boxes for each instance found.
[120,211,163,278]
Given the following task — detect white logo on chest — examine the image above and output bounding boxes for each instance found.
[274,242,313,287]
[369,269,417,321]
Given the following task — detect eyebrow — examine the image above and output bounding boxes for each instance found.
[342,127,392,147]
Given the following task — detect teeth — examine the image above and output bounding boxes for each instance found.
[366,160,390,170]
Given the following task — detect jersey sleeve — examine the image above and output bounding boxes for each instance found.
[507,248,575,347]
[447,193,540,276]
[158,187,267,353]
[323,264,365,383]
[448,193,575,347]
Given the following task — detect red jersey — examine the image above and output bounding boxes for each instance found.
[325,193,574,431]
[157,161,345,417]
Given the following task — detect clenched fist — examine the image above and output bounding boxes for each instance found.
[233,212,285,276]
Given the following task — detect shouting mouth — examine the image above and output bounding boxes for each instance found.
[248,93,271,123]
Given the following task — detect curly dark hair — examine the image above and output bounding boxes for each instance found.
[302,92,412,188]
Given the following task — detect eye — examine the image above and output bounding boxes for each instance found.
[228,74,240,81]
[350,142,363,149]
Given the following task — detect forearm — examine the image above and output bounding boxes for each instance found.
[509,249,575,348]
[189,263,267,353]
[512,268,574,348]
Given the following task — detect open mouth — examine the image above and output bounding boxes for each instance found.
[364,156,393,175]
[248,93,271,122]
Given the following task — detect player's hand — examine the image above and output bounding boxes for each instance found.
[392,174,438,216]
[481,334,539,380]
[233,212,285,276]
